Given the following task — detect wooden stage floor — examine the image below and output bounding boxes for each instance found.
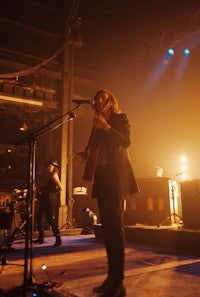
[0,225,200,297]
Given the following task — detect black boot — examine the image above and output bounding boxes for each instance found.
[93,277,112,293]
[53,235,61,247]
[98,281,126,297]
[33,237,44,244]
[93,277,126,297]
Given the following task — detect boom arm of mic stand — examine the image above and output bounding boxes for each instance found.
[14,105,81,292]
[15,105,80,146]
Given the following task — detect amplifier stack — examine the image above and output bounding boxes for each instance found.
[180,179,200,229]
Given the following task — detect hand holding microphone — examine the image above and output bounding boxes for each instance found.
[93,115,111,131]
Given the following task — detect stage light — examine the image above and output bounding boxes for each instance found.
[168,48,174,55]
[155,166,163,178]
[82,207,97,234]
[41,264,47,270]
[41,264,52,285]
[19,120,28,131]
[0,94,43,106]
[178,154,190,181]
[183,48,190,55]
[180,155,187,163]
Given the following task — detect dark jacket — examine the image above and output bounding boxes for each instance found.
[92,112,139,198]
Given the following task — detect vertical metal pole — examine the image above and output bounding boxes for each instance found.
[67,44,74,226]
[29,138,36,282]
[23,138,36,296]
[60,42,74,227]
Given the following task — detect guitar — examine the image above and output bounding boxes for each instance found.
[83,99,110,181]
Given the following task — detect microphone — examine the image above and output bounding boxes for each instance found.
[72,99,93,105]
[68,112,76,119]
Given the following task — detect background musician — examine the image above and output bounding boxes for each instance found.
[34,160,63,247]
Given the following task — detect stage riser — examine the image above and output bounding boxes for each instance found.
[94,224,200,253]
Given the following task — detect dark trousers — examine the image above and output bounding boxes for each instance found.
[36,194,60,238]
[94,167,125,281]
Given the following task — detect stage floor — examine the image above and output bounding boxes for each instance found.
[0,226,200,297]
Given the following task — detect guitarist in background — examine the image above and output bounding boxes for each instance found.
[33,160,63,247]
[81,89,139,297]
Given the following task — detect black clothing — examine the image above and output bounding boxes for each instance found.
[36,176,60,241]
[92,113,138,199]
[93,276,126,297]
[91,112,139,282]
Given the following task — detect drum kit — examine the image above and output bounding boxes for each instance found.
[0,189,27,252]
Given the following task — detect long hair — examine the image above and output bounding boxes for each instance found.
[53,166,59,174]
[92,89,120,113]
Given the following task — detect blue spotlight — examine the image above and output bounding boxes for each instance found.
[183,48,190,55]
[168,48,174,55]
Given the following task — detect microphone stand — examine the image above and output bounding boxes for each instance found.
[13,103,81,297]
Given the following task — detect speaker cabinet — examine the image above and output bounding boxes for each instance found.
[181,180,200,229]
[124,178,181,226]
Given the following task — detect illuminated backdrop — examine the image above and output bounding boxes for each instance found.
[73,0,200,183]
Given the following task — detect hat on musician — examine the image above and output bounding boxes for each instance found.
[45,160,59,168]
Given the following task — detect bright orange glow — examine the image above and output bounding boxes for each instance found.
[0,94,43,106]
[181,164,187,171]
[181,172,189,181]
[180,155,187,163]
